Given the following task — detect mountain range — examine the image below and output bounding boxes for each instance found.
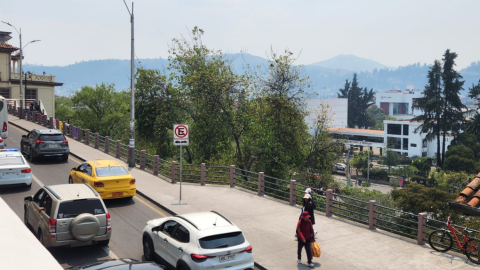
[23,54,480,98]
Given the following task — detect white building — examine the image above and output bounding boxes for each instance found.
[305,98,348,129]
[375,88,424,118]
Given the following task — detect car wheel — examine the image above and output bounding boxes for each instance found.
[29,149,36,162]
[143,237,155,261]
[38,229,45,246]
[68,176,73,184]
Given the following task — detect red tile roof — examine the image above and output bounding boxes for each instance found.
[0,41,19,52]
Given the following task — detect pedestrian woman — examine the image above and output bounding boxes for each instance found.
[303,193,316,225]
[297,211,315,268]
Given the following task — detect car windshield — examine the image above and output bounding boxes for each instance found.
[39,134,65,141]
[0,155,25,166]
[95,166,129,177]
[57,199,105,218]
[199,231,245,249]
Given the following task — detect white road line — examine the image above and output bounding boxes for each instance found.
[31,174,119,260]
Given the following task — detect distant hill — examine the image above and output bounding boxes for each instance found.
[308,54,388,73]
[23,54,480,98]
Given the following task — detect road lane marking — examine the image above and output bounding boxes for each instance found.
[133,196,167,217]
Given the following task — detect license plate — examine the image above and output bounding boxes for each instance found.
[112,192,123,197]
[219,254,235,263]
[48,144,59,148]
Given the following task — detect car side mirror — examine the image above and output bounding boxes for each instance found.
[72,167,77,171]
[22,135,27,138]
[152,226,160,233]
[24,196,32,201]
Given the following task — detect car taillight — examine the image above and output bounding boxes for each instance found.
[130,179,136,185]
[106,213,111,231]
[35,140,44,144]
[0,138,3,142]
[2,122,6,132]
[191,254,215,263]
[48,218,56,236]
[63,139,68,143]
[94,181,104,187]
[242,245,253,253]
[21,168,31,173]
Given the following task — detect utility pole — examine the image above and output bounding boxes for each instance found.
[123,0,136,167]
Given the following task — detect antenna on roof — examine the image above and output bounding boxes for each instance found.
[213,216,217,226]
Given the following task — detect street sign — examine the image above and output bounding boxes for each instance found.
[173,124,189,146]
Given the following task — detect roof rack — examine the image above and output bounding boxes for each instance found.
[44,186,61,200]
[83,183,99,197]
[176,216,199,230]
[211,211,233,225]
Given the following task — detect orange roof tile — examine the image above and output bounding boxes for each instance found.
[0,41,19,52]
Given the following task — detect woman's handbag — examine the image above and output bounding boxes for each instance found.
[311,241,321,258]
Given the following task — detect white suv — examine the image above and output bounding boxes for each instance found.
[142,211,254,270]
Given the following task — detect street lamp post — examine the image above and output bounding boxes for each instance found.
[1,21,40,119]
[123,0,136,167]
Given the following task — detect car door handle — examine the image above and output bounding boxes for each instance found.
[163,238,168,243]
[178,247,183,252]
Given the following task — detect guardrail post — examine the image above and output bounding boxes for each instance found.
[69,124,73,138]
[171,161,177,184]
[94,133,99,149]
[369,200,377,230]
[49,117,54,129]
[62,122,67,135]
[116,140,121,158]
[85,129,90,145]
[417,212,426,245]
[153,155,159,176]
[105,136,110,154]
[140,150,146,170]
[258,172,264,196]
[200,163,206,186]
[77,127,82,141]
[289,180,296,206]
[44,115,48,127]
[325,189,333,217]
[229,165,235,187]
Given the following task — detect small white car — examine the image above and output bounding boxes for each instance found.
[335,163,347,171]
[0,148,32,187]
[143,211,254,270]
[0,137,5,149]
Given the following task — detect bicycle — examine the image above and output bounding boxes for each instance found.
[428,216,480,264]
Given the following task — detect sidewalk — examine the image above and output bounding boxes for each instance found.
[8,116,479,270]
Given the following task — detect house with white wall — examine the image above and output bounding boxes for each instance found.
[375,88,424,118]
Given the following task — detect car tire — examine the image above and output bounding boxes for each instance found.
[29,149,36,162]
[68,176,73,184]
[38,229,45,246]
[70,214,100,241]
[143,237,155,261]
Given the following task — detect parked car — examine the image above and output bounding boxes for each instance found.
[0,148,32,187]
[143,211,254,270]
[20,129,69,162]
[0,136,5,149]
[69,159,136,200]
[335,163,346,171]
[66,259,165,270]
[24,183,112,248]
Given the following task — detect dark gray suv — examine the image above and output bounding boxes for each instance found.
[21,129,70,162]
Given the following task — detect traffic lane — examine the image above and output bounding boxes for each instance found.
[4,125,172,267]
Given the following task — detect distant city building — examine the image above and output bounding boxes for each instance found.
[305,98,348,129]
[375,88,424,118]
[0,31,62,117]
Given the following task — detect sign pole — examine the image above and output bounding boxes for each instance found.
[179,144,182,202]
[172,124,188,206]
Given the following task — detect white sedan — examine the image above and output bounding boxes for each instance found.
[0,148,32,187]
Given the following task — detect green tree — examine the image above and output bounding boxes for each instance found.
[449,133,480,160]
[366,105,386,130]
[71,83,129,139]
[337,73,374,128]
[350,150,370,176]
[382,150,400,172]
[54,96,75,122]
[444,145,476,173]
[466,80,480,141]
[411,157,431,178]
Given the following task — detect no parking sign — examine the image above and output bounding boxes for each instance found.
[173,124,189,146]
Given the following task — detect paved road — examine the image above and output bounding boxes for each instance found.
[0,125,172,268]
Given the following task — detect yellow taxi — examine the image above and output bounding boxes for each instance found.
[69,159,136,199]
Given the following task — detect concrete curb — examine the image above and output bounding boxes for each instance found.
[9,120,267,269]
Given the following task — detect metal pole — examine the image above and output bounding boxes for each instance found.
[179,145,182,202]
[127,2,136,167]
[19,28,23,119]
[367,145,370,182]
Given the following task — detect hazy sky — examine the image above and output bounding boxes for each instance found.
[1,0,479,69]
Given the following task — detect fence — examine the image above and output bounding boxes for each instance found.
[8,106,476,249]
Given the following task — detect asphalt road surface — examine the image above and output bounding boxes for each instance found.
[0,125,261,270]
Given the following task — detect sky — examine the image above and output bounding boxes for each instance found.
[1,0,479,70]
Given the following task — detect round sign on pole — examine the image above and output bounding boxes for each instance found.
[174,124,189,139]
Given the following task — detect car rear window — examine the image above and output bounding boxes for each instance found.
[57,199,105,219]
[199,231,245,249]
[0,155,25,165]
[39,134,65,141]
[96,166,129,177]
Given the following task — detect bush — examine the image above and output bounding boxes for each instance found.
[361,182,371,187]
[410,175,427,185]
[362,168,388,181]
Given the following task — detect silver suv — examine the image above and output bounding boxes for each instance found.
[24,183,112,248]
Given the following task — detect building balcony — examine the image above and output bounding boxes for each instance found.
[11,73,57,83]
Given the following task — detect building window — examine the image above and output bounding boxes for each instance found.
[403,125,409,135]
[25,89,37,100]
[422,140,427,148]
[0,88,10,98]
[387,124,402,135]
[392,103,409,115]
[403,138,408,150]
[387,137,401,150]
[410,143,417,147]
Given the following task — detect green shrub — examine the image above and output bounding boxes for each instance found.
[362,168,388,181]
[410,175,427,185]
[361,182,371,187]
